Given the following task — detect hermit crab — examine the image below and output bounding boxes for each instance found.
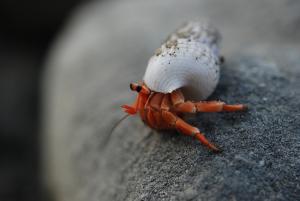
[122,21,247,152]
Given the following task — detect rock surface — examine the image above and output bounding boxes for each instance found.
[42,0,300,200]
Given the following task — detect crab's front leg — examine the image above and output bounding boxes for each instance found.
[161,110,221,152]
[173,101,247,113]
[121,94,140,115]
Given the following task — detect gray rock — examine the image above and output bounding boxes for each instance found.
[42,0,300,200]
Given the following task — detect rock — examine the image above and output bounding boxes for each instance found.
[42,0,300,200]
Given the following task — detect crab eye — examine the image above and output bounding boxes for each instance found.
[130,83,140,91]
[130,82,150,94]
[136,85,142,92]
[129,83,134,90]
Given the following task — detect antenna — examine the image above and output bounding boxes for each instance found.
[109,114,130,135]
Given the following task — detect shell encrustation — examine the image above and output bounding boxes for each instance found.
[143,21,222,100]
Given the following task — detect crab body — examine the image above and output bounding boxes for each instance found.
[122,84,246,152]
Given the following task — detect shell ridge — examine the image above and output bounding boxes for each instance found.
[144,21,221,100]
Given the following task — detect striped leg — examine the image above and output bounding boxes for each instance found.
[162,111,221,152]
[173,101,247,113]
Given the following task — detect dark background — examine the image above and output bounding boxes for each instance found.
[0,0,85,200]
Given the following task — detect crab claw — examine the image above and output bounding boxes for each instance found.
[121,105,137,115]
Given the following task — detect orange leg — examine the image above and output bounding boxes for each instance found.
[122,93,140,115]
[122,93,149,115]
[162,111,221,152]
[173,101,247,113]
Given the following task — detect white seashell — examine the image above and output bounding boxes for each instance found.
[143,21,221,100]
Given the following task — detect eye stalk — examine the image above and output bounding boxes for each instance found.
[130,83,141,92]
[130,82,150,94]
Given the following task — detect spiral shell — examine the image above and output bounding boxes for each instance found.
[143,21,221,100]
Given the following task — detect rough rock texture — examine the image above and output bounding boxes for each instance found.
[42,0,300,200]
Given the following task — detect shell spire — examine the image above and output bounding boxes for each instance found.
[143,21,221,100]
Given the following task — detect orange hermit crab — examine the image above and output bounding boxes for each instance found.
[122,21,247,152]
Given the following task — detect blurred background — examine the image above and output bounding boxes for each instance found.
[0,0,85,200]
